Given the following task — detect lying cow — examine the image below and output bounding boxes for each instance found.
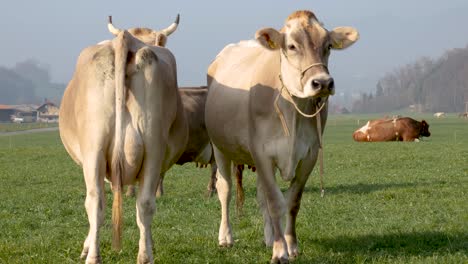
[434,112,446,118]
[458,112,468,119]
[353,117,431,142]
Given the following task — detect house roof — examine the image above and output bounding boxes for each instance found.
[37,102,58,110]
[0,104,15,110]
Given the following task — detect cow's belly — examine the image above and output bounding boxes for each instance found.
[205,84,254,165]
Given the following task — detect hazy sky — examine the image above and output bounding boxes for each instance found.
[2,0,468,94]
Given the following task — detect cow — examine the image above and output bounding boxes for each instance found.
[125,86,247,215]
[205,10,359,263]
[352,117,430,142]
[59,15,188,264]
[125,87,218,198]
[458,112,468,119]
[434,112,446,118]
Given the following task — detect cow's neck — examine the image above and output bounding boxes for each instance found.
[273,91,327,181]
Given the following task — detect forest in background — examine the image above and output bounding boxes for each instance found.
[0,60,64,105]
[352,45,468,113]
[2,44,468,113]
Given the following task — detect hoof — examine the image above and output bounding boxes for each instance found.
[137,254,152,264]
[271,257,289,264]
[289,250,298,260]
[85,256,102,264]
[218,241,233,248]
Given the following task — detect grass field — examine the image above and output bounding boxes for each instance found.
[0,114,467,263]
[0,123,58,133]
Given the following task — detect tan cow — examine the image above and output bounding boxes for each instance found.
[205,10,359,263]
[352,117,431,142]
[59,15,188,264]
[126,87,246,215]
[125,87,218,198]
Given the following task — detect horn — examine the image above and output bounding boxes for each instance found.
[160,14,180,36]
[107,15,122,36]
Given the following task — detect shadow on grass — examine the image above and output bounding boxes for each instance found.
[308,231,467,258]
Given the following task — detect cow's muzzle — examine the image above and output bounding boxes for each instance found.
[311,76,334,95]
[301,74,335,98]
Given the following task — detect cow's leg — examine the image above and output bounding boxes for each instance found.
[254,156,288,263]
[213,145,233,247]
[235,165,245,216]
[256,178,274,247]
[206,162,218,197]
[156,174,164,198]
[81,152,106,264]
[284,159,316,259]
[136,161,161,264]
[126,185,136,197]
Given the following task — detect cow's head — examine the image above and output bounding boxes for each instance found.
[420,120,431,137]
[107,14,179,47]
[255,10,359,98]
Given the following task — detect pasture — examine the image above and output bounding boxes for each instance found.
[0,123,57,133]
[0,114,466,263]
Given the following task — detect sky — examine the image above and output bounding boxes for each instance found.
[2,0,468,97]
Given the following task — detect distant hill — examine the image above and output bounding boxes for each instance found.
[0,59,65,105]
[353,45,468,113]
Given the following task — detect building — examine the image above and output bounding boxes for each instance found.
[36,102,59,123]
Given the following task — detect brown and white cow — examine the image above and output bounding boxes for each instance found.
[59,15,188,264]
[352,117,431,142]
[205,10,359,263]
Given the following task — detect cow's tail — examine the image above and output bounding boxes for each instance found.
[111,30,128,251]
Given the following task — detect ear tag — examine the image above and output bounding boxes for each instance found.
[334,41,343,49]
[267,38,277,49]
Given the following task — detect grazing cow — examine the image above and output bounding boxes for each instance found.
[352,117,430,142]
[458,112,468,119]
[59,15,188,264]
[205,10,359,262]
[434,112,446,118]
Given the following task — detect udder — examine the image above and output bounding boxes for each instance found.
[122,124,144,185]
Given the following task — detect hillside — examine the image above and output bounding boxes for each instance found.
[353,45,468,113]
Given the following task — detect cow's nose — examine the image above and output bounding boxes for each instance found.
[311,77,334,93]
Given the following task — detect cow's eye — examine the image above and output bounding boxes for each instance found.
[287,44,296,51]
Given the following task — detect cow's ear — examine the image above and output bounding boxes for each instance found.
[156,34,167,47]
[256,28,283,50]
[330,27,359,50]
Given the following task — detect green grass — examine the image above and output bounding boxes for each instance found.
[0,115,466,263]
[0,123,58,133]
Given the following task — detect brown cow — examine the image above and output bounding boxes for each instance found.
[353,117,431,142]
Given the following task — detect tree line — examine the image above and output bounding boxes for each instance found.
[352,45,468,113]
[0,59,64,105]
